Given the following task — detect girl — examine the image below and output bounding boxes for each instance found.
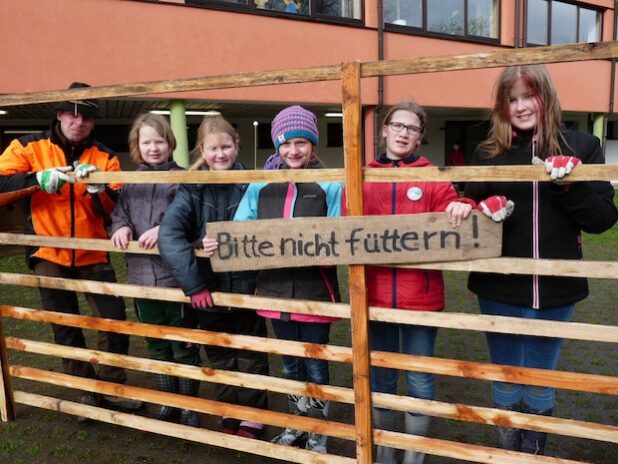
[233,105,342,454]
[110,113,201,426]
[465,65,617,454]
[362,100,475,464]
[158,115,270,439]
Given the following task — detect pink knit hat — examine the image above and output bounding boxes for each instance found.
[270,105,319,152]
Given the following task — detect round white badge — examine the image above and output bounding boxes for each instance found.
[407,187,423,201]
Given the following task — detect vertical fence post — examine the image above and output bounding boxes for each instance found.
[0,318,16,422]
[342,61,374,464]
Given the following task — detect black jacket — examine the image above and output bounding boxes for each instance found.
[158,163,256,311]
[465,129,617,309]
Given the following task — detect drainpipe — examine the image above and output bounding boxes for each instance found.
[170,99,190,168]
[374,0,385,159]
[514,0,521,48]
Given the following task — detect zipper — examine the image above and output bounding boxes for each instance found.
[70,147,76,267]
[391,173,397,308]
[531,138,540,309]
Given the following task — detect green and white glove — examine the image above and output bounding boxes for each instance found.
[74,163,105,194]
[35,166,75,194]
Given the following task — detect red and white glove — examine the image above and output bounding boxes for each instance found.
[544,155,581,180]
[190,288,213,309]
[478,195,514,223]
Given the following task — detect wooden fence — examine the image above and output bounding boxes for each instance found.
[0,41,617,464]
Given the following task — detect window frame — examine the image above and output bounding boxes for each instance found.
[383,0,501,45]
[524,0,603,47]
[185,0,364,26]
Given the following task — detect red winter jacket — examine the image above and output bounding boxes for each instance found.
[364,154,469,311]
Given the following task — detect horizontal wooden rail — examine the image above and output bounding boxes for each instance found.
[2,234,618,280]
[1,306,616,394]
[10,373,586,464]
[0,42,616,107]
[1,274,617,342]
[62,164,618,184]
[403,257,618,280]
[361,41,618,78]
[13,391,355,464]
[7,337,616,443]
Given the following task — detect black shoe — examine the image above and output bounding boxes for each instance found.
[77,392,100,423]
[101,394,144,411]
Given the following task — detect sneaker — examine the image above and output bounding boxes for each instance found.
[271,428,307,447]
[77,392,100,423]
[101,394,143,411]
[305,433,327,454]
[237,420,264,439]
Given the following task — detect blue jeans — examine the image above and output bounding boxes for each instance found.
[369,321,438,411]
[479,298,575,411]
[270,319,331,385]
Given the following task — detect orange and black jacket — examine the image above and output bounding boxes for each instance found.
[0,120,121,268]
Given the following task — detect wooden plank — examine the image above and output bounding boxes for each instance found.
[0,319,15,422]
[0,65,342,107]
[12,366,357,441]
[13,391,355,464]
[1,276,617,343]
[403,257,618,280]
[0,305,352,363]
[373,428,588,464]
[1,234,616,279]
[342,60,373,464]
[1,305,616,394]
[1,42,617,107]
[361,41,618,78]
[208,212,502,271]
[363,164,618,182]
[30,163,616,184]
[85,168,344,184]
[9,337,616,443]
[13,387,588,464]
[370,351,618,395]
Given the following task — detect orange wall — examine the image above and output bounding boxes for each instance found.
[0,0,614,112]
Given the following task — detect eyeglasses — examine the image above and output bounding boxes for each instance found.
[388,122,422,135]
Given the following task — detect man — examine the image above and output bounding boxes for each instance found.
[0,82,142,413]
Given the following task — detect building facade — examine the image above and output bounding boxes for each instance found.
[0,0,616,171]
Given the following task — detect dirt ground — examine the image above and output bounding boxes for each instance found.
[0,258,617,464]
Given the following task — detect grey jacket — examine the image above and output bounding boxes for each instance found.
[110,161,182,287]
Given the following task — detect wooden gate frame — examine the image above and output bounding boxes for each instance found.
[0,41,617,464]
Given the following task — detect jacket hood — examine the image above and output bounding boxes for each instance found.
[370,153,432,168]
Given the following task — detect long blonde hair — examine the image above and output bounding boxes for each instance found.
[481,65,566,159]
[190,114,240,170]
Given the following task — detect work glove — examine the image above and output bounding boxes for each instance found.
[190,288,214,309]
[478,195,514,223]
[35,166,74,194]
[544,155,581,180]
[74,162,105,194]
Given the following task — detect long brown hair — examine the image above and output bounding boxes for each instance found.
[128,113,176,164]
[481,65,566,159]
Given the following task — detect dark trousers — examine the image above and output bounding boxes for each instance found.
[197,308,269,410]
[135,298,200,365]
[34,260,129,383]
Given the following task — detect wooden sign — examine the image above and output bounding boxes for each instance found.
[208,212,501,272]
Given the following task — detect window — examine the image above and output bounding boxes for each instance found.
[526,0,601,46]
[384,0,499,41]
[187,0,361,21]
